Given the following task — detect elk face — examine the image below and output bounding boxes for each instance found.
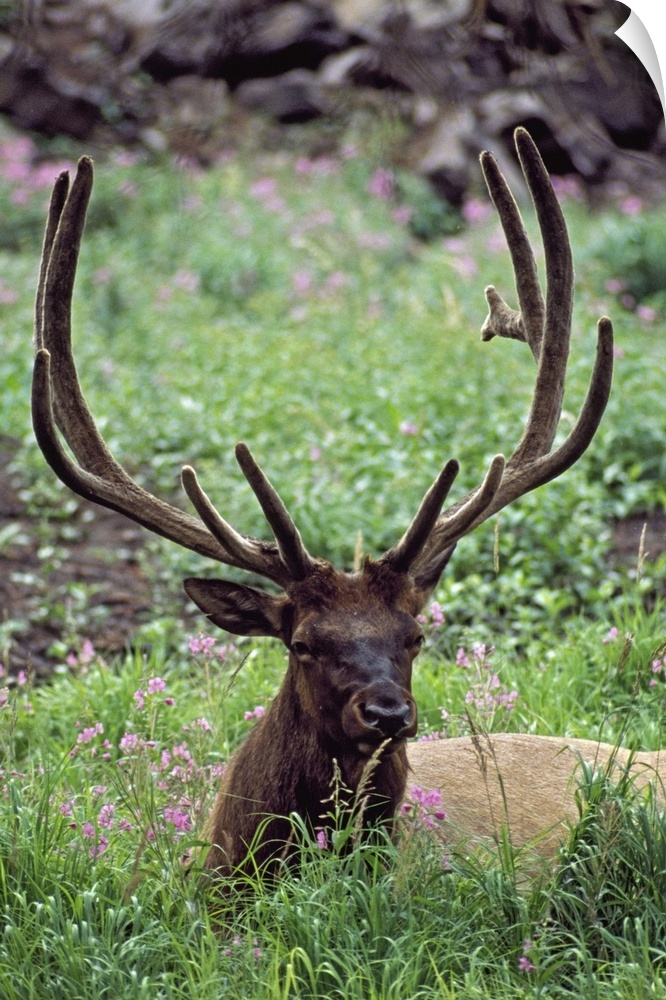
[289,605,421,756]
[184,562,423,758]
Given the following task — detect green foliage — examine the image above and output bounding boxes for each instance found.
[395,168,462,241]
[591,205,666,305]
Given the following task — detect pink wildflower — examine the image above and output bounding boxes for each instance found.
[77,723,104,745]
[636,304,658,323]
[172,742,192,762]
[367,168,394,200]
[173,269,200,293]
[90,835,109,858]
[164,807,192,833]
[292,269,312,294]
[620,195,642,216]
[518,939,536,973]
[456,648,470,669]
[147,677,166,695]
[119,732,144,753]
[325,270,347,291]
[98,804,115,828]
[404,785,447,829]
[392,205,412,225]
[400,421,418,436]
[250,177,277,199]
[462,198,492,223]
[188,634,216,657]
[605,278,626,294]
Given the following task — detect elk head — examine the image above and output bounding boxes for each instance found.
[31,128,614,875]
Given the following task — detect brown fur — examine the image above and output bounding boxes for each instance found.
[406,734,666,859]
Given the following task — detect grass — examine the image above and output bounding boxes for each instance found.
[0,118,665,996]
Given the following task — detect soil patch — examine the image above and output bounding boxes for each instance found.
[611,512,666,569]
[0,437,156,679]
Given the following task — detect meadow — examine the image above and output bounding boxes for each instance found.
[1,117,666,997]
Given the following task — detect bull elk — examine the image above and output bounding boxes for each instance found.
[33,127,626,878]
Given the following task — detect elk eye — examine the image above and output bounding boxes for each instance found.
[291,641,312,658]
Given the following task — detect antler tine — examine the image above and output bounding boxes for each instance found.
[525,316,614,483]
[479,146,545,359]
[35,168,69,353]
[481,128,573,464]
[383,459,460,573]
[31,157,302,588]
[234,443,318,581]
[509,127,574,465]
[181,464,298,587]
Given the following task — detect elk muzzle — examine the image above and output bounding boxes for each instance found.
[343,683,418,755]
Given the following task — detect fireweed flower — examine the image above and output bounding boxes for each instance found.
[636,304,658,323]
[650,657,666,687]
[457,644,517,720]
[518,939,536,973]
[401,785,446,829]
[367,167,395,200]
[400,420,418,436]
[77,722,104,745]
[98,804,115,828]
[462,198,492,223]
[118,732,145,754]
[164,807,192,834]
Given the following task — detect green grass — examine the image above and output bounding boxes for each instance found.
[1,119,666,996]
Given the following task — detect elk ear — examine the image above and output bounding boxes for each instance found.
[183,578,290,638]
[411,544,457,605]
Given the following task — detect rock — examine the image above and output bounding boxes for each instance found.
[417,105,478,207]
[139,0,351,86]
[235,68,328,122]
[0,49,102,139]
[0,0,662,204]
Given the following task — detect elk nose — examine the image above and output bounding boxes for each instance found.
[361,700,414,738]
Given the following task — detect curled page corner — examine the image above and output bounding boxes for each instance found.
[615,5,665,119]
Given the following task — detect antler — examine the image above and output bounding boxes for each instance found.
[32,157,317,590]
[382,127,614,583]
[32,129,613,596]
